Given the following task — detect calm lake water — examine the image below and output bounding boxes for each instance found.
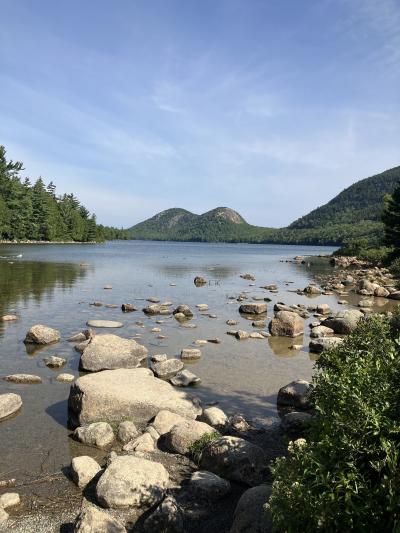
[0,240,341,483]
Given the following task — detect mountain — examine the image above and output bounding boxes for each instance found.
[127,166,400,245]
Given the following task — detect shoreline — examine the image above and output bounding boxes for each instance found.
[0,240,99,245]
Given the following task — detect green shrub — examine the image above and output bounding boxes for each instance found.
[268,315,400,532]
[189,431,220,463]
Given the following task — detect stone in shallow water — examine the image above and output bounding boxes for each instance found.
[239,302,267,314]
[68,368,201,427]
[24,324,60,345]
[1,315,18,322]
[86,320,123,328]
[181,348,201,360]
[152,358,184,379]
[80,334,148,372]
[4,374,42,384]
[56,373,75,383]
[43,355,66,368]
[170,369,201,387]
[0,393,22,420]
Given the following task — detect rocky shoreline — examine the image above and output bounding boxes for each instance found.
[0,255,397,532]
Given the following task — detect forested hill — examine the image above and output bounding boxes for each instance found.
[0,146,125,242]
[289,166,400,229]
[127,166,400,245]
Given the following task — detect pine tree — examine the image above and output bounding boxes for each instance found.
[382,187,400,256]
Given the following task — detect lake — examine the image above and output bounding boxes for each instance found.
[0,240,338,484]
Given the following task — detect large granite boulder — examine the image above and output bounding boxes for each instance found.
[24,324,60,345]
[80,334,148,372]
[269,311,304,337]
[322,310,363,334]
[96,455,169,509]
[0,393,22,420]
[200,436,268,486]
[68,368,201,427]
[230,485,273,533]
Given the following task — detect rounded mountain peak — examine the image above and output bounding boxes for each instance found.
[202,207,246,224]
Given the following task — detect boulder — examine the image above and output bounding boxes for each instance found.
[117,421,139,444]
[235,330,250,340]
[252,320,266,328]
[0,492,20,509]
[0,509,8,525]
[123,432,155,452]
[152,358,184,379]
[96,455,169,509]
[121,303,137,312]
[24,324,60,345]
[71,456,102,488]
[170,369,201,387]
[194,276,207,285]
[374,286,390,298]
[309,336,344,354]
[86,320,123,328]
[200,436,267,486]
[269,311,304,337]
[165,419,216,455]
[180,348,201,360]
[277,380,311,410]
[322,309,363,334]
[74,504,126,532]
[316,304,331,315]
[303,285,321,295]
[200,407,228,429]
[389,291,400,300]
[281,411,313,436]
[1,315,18,322]
[68,368,201,427]
[56,373,75,383]
[239,303,267,315]
[74,422,115,449]
[43,355,66,368]
[152,410,186,436]
[196,303,209,311]
[357,279,378,295]
[230,485,273,533]
[142,495,183,532]
[189,471,231,500]
[310,325,334,338]
[4,374,42,384]
[173,305,193,318]
[0,393,22,420]
[80,334,148,372]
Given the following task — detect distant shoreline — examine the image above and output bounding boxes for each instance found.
[0,240,99,245]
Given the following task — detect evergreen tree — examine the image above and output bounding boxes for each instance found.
[382,187,400,256]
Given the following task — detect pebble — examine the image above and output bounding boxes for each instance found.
[56,373,75,383]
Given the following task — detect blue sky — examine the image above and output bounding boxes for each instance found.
[1,0,399,227]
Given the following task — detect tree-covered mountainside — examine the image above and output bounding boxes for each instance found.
[127,166,400,245]
[0,146,125,242]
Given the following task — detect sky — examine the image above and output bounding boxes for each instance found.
[1,0,399,228]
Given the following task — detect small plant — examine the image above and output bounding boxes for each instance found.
[189,431,220,463]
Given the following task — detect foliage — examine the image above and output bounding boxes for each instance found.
[0,145,126,242]
[189,431,220,463]
[335,237,390,265]
[383,185,400,258]
[268,314,400,532]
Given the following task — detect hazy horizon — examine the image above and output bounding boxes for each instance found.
[1,0,399,228]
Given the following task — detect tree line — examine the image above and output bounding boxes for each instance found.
[0,145,126,242]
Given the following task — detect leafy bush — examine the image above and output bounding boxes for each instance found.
[268,314,400,532]
[189,431,220,463]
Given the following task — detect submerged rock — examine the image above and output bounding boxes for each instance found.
[80,334,148,372]
[86,320,123,329]
[194,276,207,285]
[1,315,19,322]
[68,368,201,427]
[181,348,201,360]
[4,374,42,384]
[173,304,194,318]
[24,324,60,345]
[96,455,169,510]
[56,373,75,383]
[43,355,66,368]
